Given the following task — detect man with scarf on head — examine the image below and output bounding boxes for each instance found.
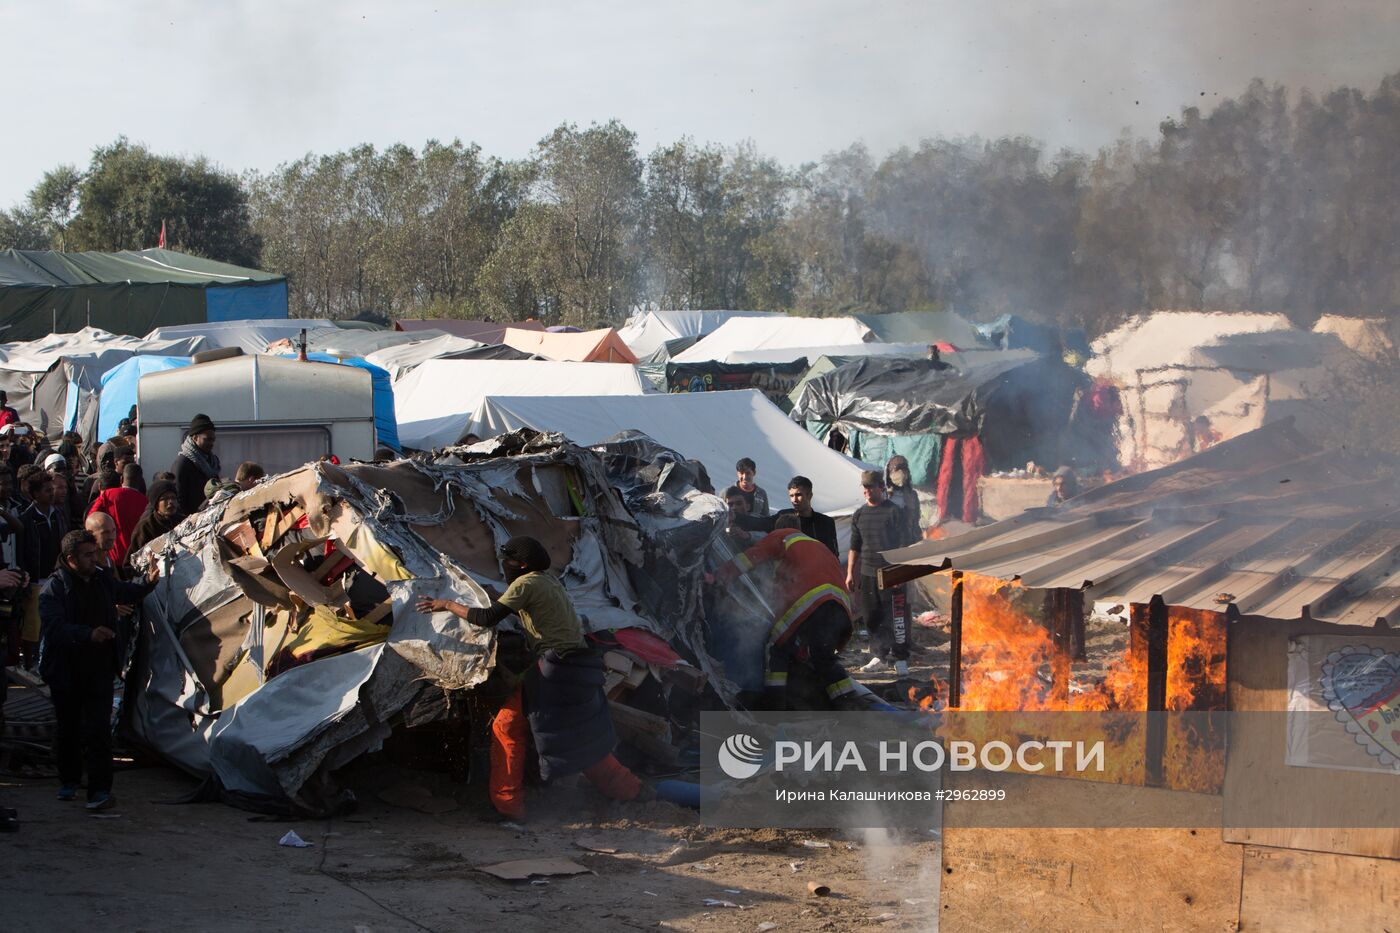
[416,535,647,821]
[127,480,185,560]
[171,414,220,516]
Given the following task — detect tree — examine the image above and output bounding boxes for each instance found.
[60,138,261,265]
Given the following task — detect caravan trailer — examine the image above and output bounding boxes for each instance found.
[137,354,376,475]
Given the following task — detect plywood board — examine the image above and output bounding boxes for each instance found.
[1239,845,1400,932]
[1225,619,1400,859]
[941,773,1242,933]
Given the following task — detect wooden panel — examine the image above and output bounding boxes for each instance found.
[1239,845,1400,932]
[1225,619,1400,859]
[941,773,1241,933]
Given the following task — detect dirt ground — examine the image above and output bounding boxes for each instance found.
[1,761,941,933]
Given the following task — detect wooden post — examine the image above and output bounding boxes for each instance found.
[1144,596,1169,786]
[1045,588,1082,705]
[949,571,964,709]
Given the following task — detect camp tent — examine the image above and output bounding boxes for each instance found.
[470,389,870,518]
[1311,314,1394,361]
[853,310,984,347]
[671,316,873,363]
[394,318,546,345]
[617,309,783,358]
[97,355,191,440]
[0,327,207,435]
[145,319,340,353]
[0,248,287,340]
[394,359,654,449]
[362,333,531,380]
[1085,311,1343,469]
[723,342,931,365]
[499,326,639,363]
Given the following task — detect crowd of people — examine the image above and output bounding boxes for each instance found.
[0,409,263,820]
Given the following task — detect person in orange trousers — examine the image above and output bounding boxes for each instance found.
[419,535,648,820]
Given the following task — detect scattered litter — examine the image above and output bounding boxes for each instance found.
[692,862,715,872]
[799,840,830,849]
[870,914,897,923]
[1213,592,1236,605]
[498,821,527,833]
[789,861,804,872]
[478,858,592,881]
[914,610,943,627]
[724,888,742,894]
[807,881,831,897]
[278,830,313,848]
[904,898,925,906]
[703,899,743,909]
[643,891,659,897]
[529,880,550,886]
[573,836,618,854]
[758,924,779,932]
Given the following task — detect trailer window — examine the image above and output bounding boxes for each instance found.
[211,426,331,475]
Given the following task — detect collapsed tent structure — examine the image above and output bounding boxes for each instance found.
[126,433,726,811]
[393,360,655,450]
[362,333,530,380]
[1087,311,1355,470]
[0,326,209,435]
[0,248,287,340]
[470,390,870,519]
[617,309,783,358]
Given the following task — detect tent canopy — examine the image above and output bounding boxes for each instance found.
[145,319,340,353]
[617,309,783,358]
[394,318,546,346]
[724,341,931,365]
[471,390,870,517]
[853,310,984,347]
[0,248,287,340]
[394,359,654,449]
[672,316,873,363]
[1087,311,1294,380]
[500,327,639,363]
[362,333,530,380]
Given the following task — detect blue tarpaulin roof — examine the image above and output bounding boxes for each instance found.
[98,354,192,440]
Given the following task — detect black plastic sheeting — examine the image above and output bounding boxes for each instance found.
[790,355,1096,470]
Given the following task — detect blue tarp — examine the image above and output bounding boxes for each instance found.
[297,353,400,451]
[206,281,289,322]
[98,355,192,440]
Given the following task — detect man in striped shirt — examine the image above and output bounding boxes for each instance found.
[711,513,856,709]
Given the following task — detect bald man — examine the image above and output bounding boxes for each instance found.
[84,512,120,574]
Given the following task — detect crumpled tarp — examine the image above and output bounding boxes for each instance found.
[126,431,727,811]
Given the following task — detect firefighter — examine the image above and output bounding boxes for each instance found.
[710,513,857,709]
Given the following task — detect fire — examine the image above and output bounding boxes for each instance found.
[923,573,1227,790]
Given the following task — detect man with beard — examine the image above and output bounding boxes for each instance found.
[127,481,184,559]
[415,536,647,821]
[171,414,220,516]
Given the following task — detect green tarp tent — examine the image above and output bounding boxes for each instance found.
[0,248,287,340]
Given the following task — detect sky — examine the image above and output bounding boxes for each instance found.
[2,0,1399,207]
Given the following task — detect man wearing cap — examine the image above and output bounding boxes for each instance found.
[171,414,221,516]
[415,535,646,820]
[847,470,911,678]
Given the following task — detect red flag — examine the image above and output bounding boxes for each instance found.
[158,220,166,249]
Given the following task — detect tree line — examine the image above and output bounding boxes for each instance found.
[4,72,1399,336]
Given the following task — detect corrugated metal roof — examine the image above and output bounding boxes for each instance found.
[883,419,1400,626]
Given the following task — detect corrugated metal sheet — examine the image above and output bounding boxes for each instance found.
[884,420,1400,626]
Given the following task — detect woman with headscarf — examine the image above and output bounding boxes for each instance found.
[884,455,923,547]
[415,535,648,820]
[127,480,185,559]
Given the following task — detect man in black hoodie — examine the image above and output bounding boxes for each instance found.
[39,530,155,811]
[171,414,221,516]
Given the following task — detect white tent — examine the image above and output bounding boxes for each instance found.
[1312,314,1394,362]
[724,342,930,365]
[395,360,654,449]
[144,319,340,353]
[671,316,873,363]
[363,333,505,380]
[471,389,869,518]
[618,309,783,358]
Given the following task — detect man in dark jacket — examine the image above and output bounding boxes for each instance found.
[171,413,221,516]
[39,530,155,811]
[774,475,839,557]
[416,536,646,820]
[19,470,66,664]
